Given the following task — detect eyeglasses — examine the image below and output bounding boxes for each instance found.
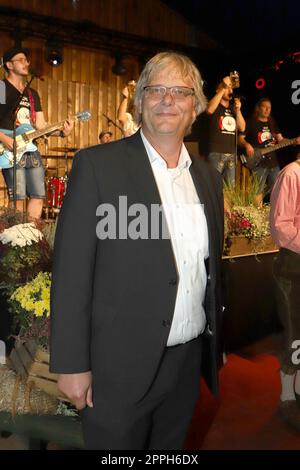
[10,58,30,65]
[143,86,195,100]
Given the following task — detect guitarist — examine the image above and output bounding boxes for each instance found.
[0,47,73,220]
[239,97,288,207]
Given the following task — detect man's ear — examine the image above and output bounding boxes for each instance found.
[138,98,142,114]
[191,108,197,124]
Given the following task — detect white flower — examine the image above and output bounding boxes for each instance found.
[0,223,43,247]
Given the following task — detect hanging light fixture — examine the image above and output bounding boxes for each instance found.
[112,52,126,76]
[46,40,63,67]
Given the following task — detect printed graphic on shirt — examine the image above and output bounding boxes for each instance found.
[257,126,276,146]
[16,95,32,127]
[218,110,236,135]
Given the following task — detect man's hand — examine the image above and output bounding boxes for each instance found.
[222,76,232,89]
[233,98,242,112]
[62,119,74,137]
[245,142,254,158]
[122,86,129,99]
[0,134,14,151]
[57,371,93,410]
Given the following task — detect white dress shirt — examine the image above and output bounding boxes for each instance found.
[141,130,209,346]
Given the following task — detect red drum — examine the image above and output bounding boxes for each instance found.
[47,176,66,209]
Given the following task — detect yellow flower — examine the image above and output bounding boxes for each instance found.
[10,272,51,318]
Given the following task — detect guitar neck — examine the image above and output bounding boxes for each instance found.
[27,120,66,141]
[261,138,296,156]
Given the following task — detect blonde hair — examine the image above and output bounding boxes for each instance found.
[134,52,207,125]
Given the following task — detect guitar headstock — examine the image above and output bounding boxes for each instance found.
[75,111,91,122]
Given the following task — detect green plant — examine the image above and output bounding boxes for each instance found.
[224,174,266,207]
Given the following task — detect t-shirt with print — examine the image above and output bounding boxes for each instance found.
[206,103,236,154]
[243,117,280,168]
[0,79,42,131]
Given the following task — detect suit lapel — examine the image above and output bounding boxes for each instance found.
[123,131,176,270]
[124,131,163,208]
[123,132,221,277]
[189,158,220,273]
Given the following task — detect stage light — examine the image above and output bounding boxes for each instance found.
[255,78,266,89]
[46,41,63,67]
[112,53,126,76]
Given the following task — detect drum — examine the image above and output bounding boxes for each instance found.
[47,176,66,209]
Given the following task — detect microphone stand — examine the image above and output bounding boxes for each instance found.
[102,113,124,136]
[231,89,240,187]
[11,75,35,215]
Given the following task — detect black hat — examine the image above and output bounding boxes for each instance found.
[2,47,30,67]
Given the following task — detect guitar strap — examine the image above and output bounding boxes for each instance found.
[27,88,36,126]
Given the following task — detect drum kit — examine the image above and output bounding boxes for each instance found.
[43,146,77,219]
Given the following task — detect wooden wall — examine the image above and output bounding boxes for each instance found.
[0,33,141,206]
[0,1,216,206]
[0,0,215,49]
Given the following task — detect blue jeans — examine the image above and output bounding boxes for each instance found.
[252,165,280,193]
[208,152,236,186]
[2,151,45,200]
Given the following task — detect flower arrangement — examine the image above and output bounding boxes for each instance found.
[0,208,52,287]
[225,204,270,241]
[223,175,275,255]
[8,272,51,349]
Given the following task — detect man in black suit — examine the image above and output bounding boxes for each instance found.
[50,52,224,450]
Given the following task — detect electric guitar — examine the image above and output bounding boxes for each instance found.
[240,137,299,170]
[0,110,91,169]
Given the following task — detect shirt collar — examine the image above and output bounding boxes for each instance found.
[140,129,191,171]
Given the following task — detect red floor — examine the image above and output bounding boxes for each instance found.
[186,336,300,450]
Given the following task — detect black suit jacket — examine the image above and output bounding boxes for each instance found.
[50,131,224,402]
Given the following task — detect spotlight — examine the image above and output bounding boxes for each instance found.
[46,41,63,67]
[112,53,126,76]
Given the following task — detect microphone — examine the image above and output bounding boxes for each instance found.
[29,69,45,81]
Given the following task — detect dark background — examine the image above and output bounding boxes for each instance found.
[165,0,300,142]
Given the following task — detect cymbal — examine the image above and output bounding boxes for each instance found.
[49,147,78,153]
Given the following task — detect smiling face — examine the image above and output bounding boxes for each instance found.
[140,65,197,142]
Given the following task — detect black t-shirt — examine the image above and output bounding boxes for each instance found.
[0,79,42,131]
[244,117,280,168]
[206,103,236,154]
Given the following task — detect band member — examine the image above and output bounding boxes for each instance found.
[50,52,224,450]
[117,80,139,137]
[239,98,286,206]
[270,151,300,429]
[98,130,112,144]
[0,46,73,220]
[206,75,246,187]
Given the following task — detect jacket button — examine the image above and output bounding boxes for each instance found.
[169,278,177,286]
[162,319,171,327]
